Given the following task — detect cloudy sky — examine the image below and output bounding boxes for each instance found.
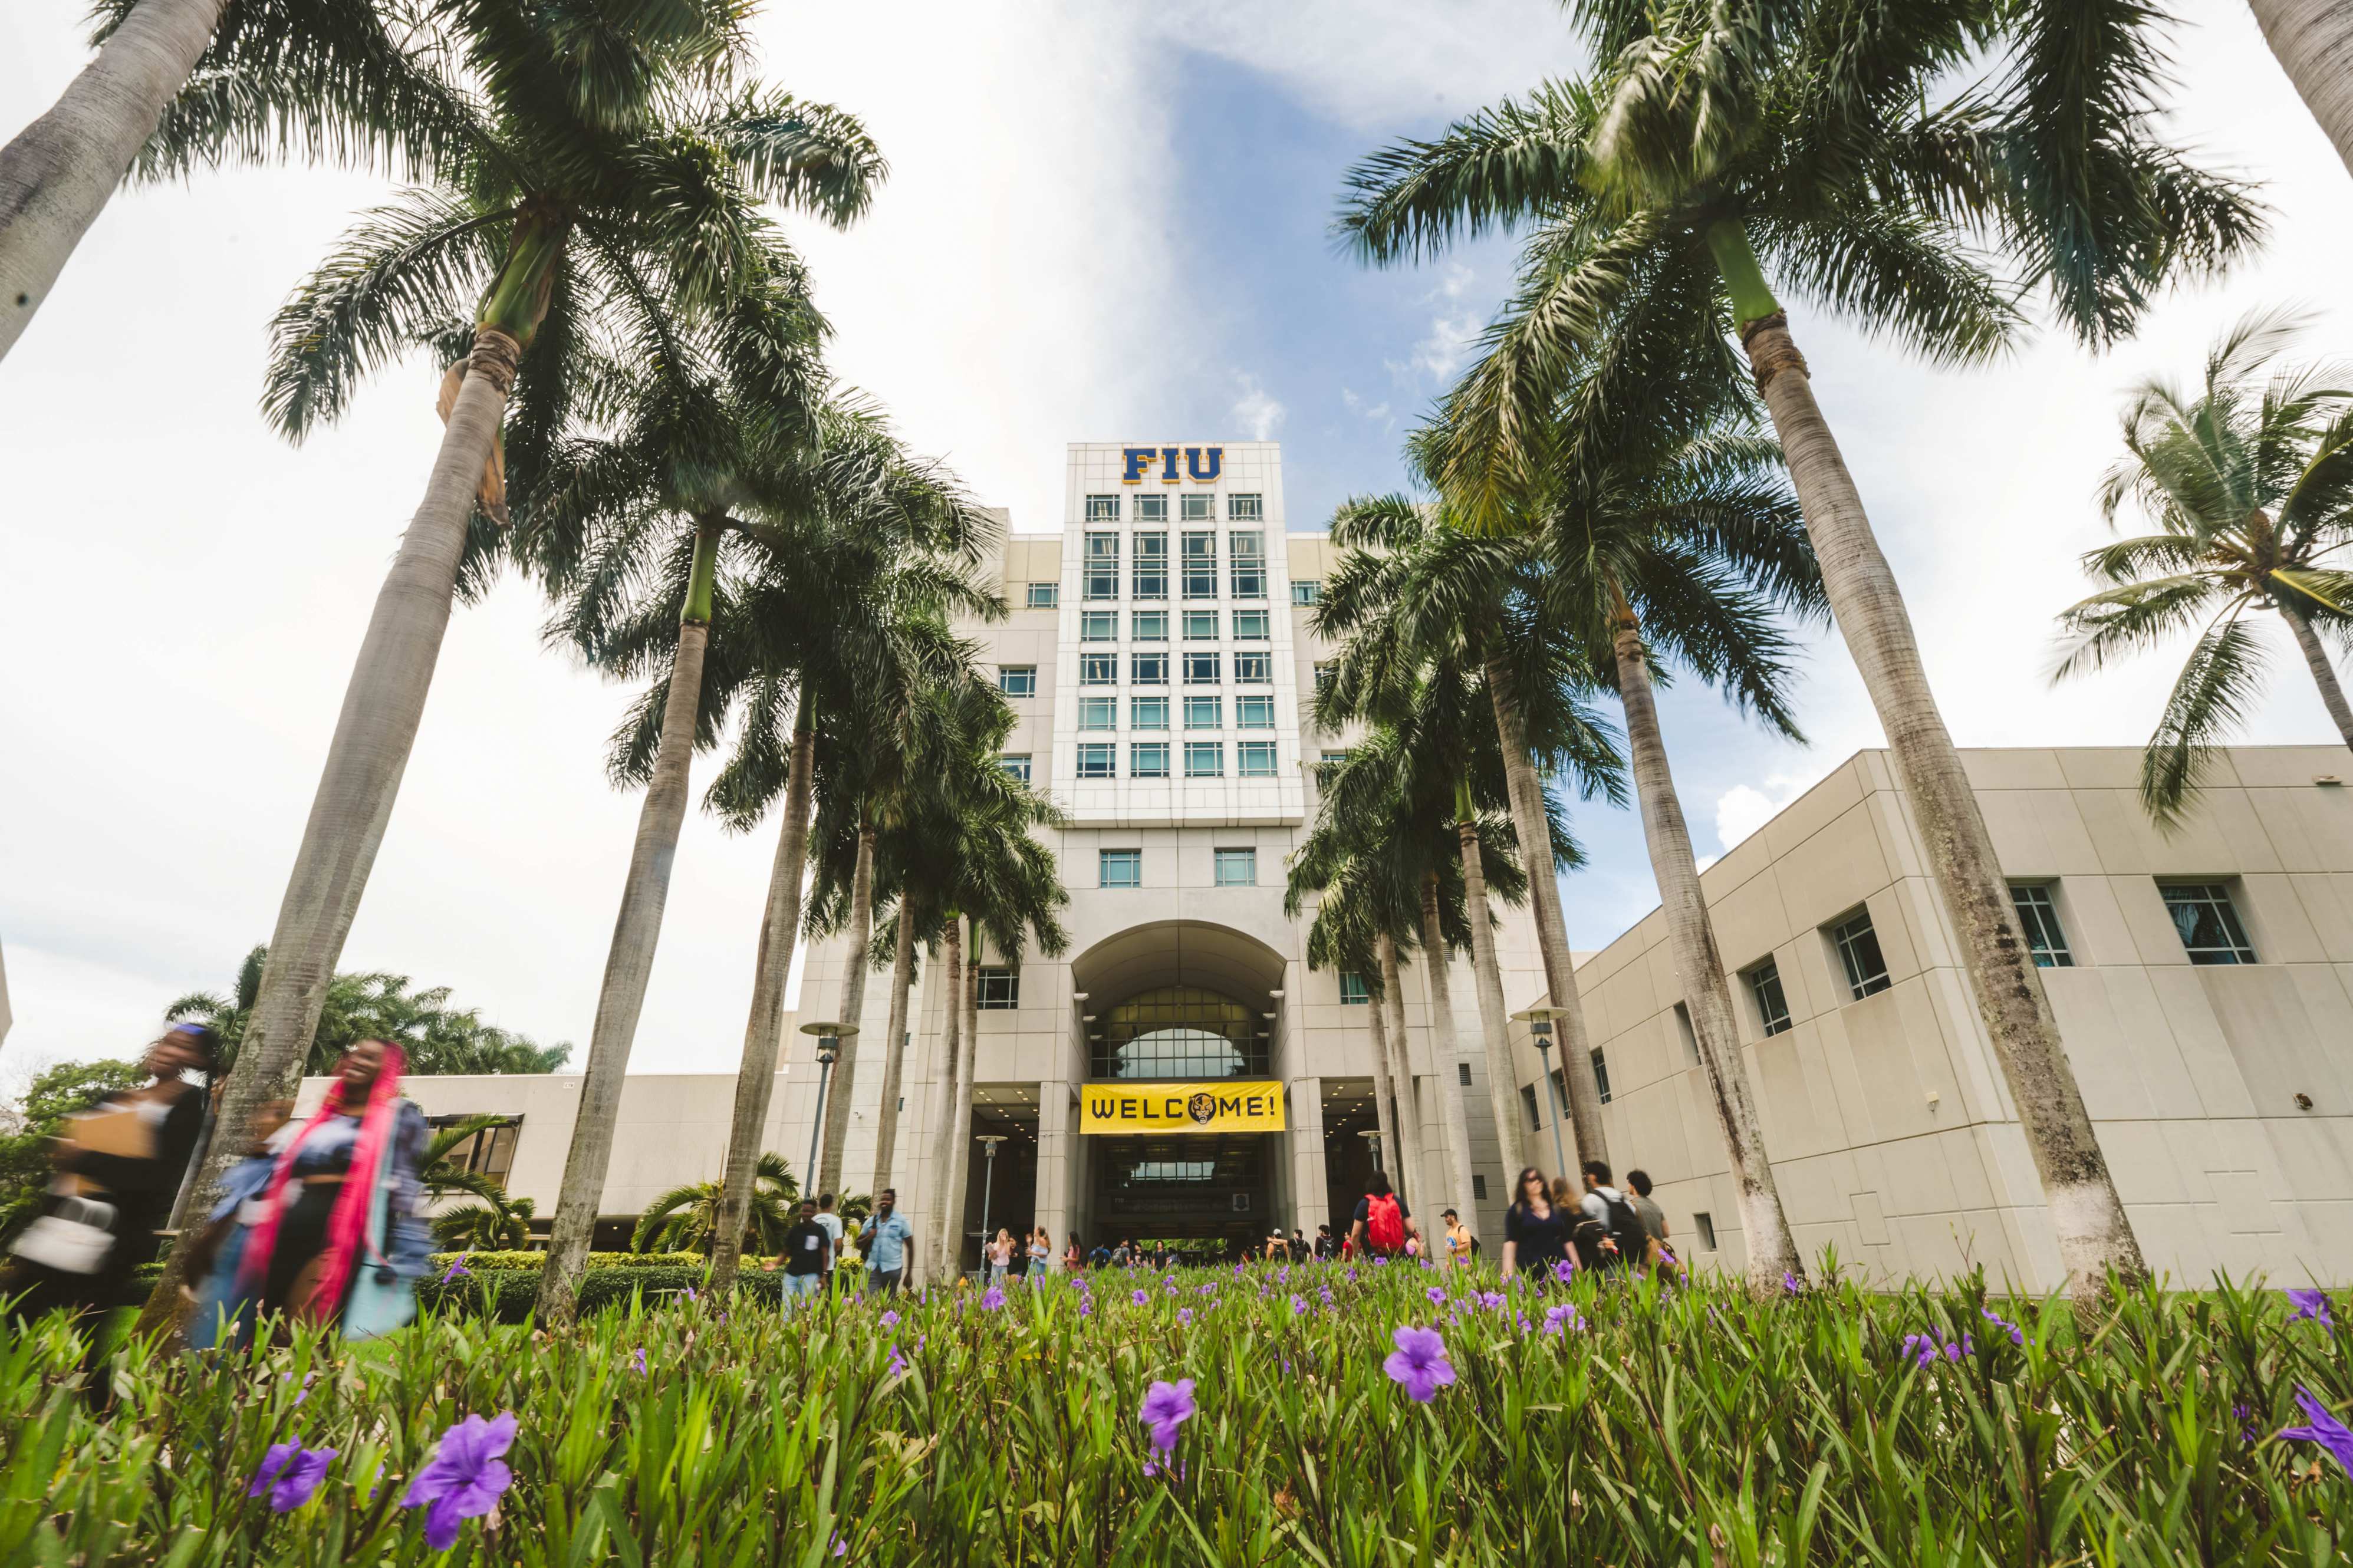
[1,1,2347,1079]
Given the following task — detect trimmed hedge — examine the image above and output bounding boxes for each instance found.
[425,1250,710,1272]
[422,1264,786,1322]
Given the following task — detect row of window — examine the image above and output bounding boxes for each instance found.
[1085,493,1262,523]
[1080,609,1273,641]
[1026,581,1322,611]
[1094,847,1258,887]
[1081,529,1268,600]
[1740,879,2262,1041]
[1074,741,1279,779]
[998,654,1278,692]
[1073,695,1277,730]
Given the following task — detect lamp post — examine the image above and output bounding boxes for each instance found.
[798,1022,857,1195]
[1358,1125,1384,1176]
[975,1134,1006,1281]
[1512,1007,1572,1179]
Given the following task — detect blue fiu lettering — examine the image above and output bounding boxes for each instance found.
[1121,447,1157,484]
[1186,446,1223,483]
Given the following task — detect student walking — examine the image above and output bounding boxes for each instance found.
[774,1199,831,1311]
[1345,1171,1420,1259]
[1578,1161,1649,1273]
[988,1228,1014,1286]
[1440,1207,1475,1268]
[1624,1169,1679,1279]
[860,1189,914,1296]
[1499,1167,1572,1279]
[812,1193,844,1292]
[1027,1227,1052,1287]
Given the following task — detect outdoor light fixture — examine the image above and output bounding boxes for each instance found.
[798,1022,858,1190]
[975,1134,1008,1278]
[1510,1007,1571,1178]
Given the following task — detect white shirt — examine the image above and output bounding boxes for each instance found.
[1581,1185,1625,1227]
[814,1211,843,1268]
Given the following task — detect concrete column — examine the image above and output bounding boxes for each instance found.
[1036,1078,1073,1250]
[1288,1075,1329,1236]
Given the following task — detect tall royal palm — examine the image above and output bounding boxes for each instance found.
[2056,311,2353,823]
[1338,0,2260,1288]
[1293,873,1417,1203]
[2246,0,2353,179]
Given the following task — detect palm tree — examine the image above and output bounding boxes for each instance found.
[632,1152,798,1256]
[1335,0,2261,1290]
[152,28,883,1334]
[433,1193,534,1252]
[0,0,496,363]
[1296,879,1410,1200]
[2247,0,2353,180]
[2056,311,2353,824]
[419,1114,534,1249]
[689,477,1005,1300]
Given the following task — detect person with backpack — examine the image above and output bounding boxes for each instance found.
[1579,1160,1648,1273]
[1623,1168,1679,1279]
[1345,1171,1420,1259]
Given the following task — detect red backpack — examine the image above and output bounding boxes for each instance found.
[1366,1194,1406,1254]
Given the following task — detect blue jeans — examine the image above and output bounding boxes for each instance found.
[781,1271,822,1309]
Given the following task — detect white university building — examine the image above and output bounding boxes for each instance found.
[315,441,2353,1290]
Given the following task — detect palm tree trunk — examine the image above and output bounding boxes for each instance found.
[1484,656,1603,1170]
[702,703,819,1297]
[538,521,723,1322]
[867,900,918,1197]
[1610,598,1804,1287]
[0,0,226,363]
[931,918,974,1280]
[1362,974,1401,1194]
[1375,933,1426,1210]
[1417,876,1480,1229]
[815,821,877,1197]
[1713,218,2147,1292]
[136,326,522,1337]
[2248,0,2353,179]
[2279,599,2353,749]
[1454,801,1526,1187]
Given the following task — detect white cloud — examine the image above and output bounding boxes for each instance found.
[1713,784,1792,855]
[1232,373,1286,439]
[1341,387,1391,421]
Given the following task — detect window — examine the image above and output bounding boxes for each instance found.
[998,666,1036,698]
[426,1115,522,1188]
[1673,1002,1700,1066]
[1131,653,1167,686]
[1186,742,1224,778]
[1025,582,1058,609]
[1457,1061,1472,1087]
[1080,609,1117,640]
[1134,494,1167,523]
[1291,579,1322,606]
[976,968,1019,1009]
[1472,1174,1488,1201]
[1133,532,1167,599]
[1132,696,1168,730]
[1180,494,1215,522]
[1747,958,1792,1037]
[1184,651,1220,684]
[2010,882,2074,968]
[1693,1212,1717,1251]
[999,753,1031,782]
[1080,653,1116,685]
[1237,694,1275,729]
[1229,493,1264,522]
[1132,610,1167,641]
[1238,740,1277,777]
[1184,696,1222,729]
[1213,847,1256,886]
[1829,908,1892,999]
[1085,495,1120,522]
[1233,609,1271,640]
[1591,1048,1612,1105]
[1130,742,1170,778]
[1229,530,1267,597]
[1184,610,1219,640]
[1084,531,1120,600]
[1100,849,1142,888]
[2161,881,2258,964]
[1182,532,1218,598]
[1234,651,1272,684]
[1314,661,1336,696]
[1078,696,1115,730]
[1316,749,1354,787]
[1076,743,1115,778]
[1339,971,1370,1006]
[1521,1084,1542,1132]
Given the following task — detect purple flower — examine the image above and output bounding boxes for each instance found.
[1177,1308,1193,1327]
[1783,1271,1801,1296]
[1980,1306,2026,1346]
[440,1250,473,1284]
[1552,1259,1576,1283]
[249,1441,336,1513]
[832,1534,847,1558]
[2288,1289,2335,1328]
[401,1412,517,1551]
[981,1284,1006,1310]
[887,1344,908,1378]
[682,1286,697,1303]
[1079,1299,1093,1317]
[1426,1287,1446,1306]
[2236,1402,2259,1447]
[1290,1294,1308,1316]
[630,1348,647,1375]
[1383,1325,1456,1403]
[1140,1378,1197,1455]
[1480,1291,1505,1311]
[1544,1303,1584,1335]
[2278,1386,2353,1475]
[1132,1290,1150,1307]
[880,1310,900,1330]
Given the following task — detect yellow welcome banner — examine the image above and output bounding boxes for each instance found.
[1079,1081,1287,1135]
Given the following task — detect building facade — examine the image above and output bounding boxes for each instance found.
[307,442,2353,1290]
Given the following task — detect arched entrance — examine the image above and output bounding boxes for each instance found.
[1071,921,1289,1257]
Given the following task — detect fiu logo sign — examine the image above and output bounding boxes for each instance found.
[1079,1079,1286,1134]
[1121,445,1224,485]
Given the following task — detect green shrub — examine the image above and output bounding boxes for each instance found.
[425,1250,710,1273]
[420,1264,785,1321]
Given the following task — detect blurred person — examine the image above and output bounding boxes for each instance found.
[1624,1168,1680,1280]
[1499,1167,1572,1280]
[774,1198,829,1311]
[858,1189,914,1297]
[1441,1208,1474,1268]
[1578,1161,1648,1274]
[1027,1227,1052,1287]
[812,1193,844,1291]
[180,1096,296,1350]
[1344,1171,1419,1259]
[988,1228,1014,1286]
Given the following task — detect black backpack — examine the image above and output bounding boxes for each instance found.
[1598,1190,1648,1269]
